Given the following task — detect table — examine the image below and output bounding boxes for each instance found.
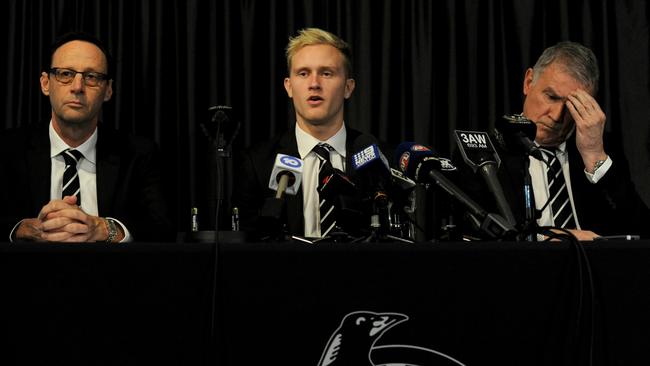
[1,240,648,365]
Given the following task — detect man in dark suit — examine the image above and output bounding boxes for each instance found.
[462,41,649,240]
[0,32,171,242]
[233,28,380,239]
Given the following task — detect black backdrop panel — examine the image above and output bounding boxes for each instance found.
[2,242,650,365]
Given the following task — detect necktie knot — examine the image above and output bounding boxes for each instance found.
[62,149,84,167]
[313,143,334,162]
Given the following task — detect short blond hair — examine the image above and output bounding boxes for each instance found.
[285,28,353,78]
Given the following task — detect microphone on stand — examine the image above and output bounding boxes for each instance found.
[493,114,545,240]
[351,145,393,236]
[268,154,303,198]
[395,142,516,239]
[262,154,303,221]
[494,114,545,162]
[454,130,517,228]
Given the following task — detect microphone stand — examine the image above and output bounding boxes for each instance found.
[203,106,243,366]
[522,157,537,241]
[212,106,244,244]
[362,195,413,244]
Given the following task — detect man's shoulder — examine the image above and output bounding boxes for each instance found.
[0,123,48,150]
[245,129,296,158]
[97,125,159,154]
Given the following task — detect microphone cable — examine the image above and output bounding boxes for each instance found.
[540,226,595,366]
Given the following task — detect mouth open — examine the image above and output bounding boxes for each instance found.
[307,95,324,105]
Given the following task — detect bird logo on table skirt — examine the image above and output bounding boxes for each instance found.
[318,311,466,366]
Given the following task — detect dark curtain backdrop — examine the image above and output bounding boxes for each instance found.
[2,0,649,233]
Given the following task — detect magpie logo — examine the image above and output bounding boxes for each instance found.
[318,311,466,366]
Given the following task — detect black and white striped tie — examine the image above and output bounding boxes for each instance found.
[541,148,576,229]
[312,143,336,237]
[61,149,84,205]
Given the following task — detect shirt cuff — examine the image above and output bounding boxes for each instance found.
[8,219,24,243]
[584,156,613,183]
[107,217,133,242]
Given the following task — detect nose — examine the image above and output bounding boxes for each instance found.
[308,74,321,90]
[549,102,566,123]
[69,73,85,93]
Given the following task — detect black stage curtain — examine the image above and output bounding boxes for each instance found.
[2,0,649,232]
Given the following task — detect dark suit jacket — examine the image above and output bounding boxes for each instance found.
[232,126,381,238]
[0,124,173,242]
[457,134,650,238]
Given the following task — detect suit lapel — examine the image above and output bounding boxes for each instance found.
[95,127,120,216]
[26,127,52,212]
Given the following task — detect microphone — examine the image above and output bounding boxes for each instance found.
[261,154,304,225]
[351,144,392,205]
[395,142,515,239]
[494,114,545,162]
[454,131,517,227]
[390,168,416,190]
[319,168,358,197]
[318,168,366,234]
[268,154,303,198]
[352,144,394,235]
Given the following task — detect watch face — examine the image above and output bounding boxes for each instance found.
[106,219,118,242]
[592,159,606,173]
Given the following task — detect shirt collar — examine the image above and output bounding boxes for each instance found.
[535,140,568,155]
[49,120,98,164]
[295,122,347,159]
[555,141,567,155]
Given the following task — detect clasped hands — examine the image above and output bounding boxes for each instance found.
[16,195,109,242]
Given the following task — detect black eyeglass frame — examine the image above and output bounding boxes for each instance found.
[49,67,110,86]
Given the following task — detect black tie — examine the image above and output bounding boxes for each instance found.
[312,143,336,237]
[540,148,576,229]
[61,149,84,206]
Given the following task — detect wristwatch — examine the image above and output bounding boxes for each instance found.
[105,218,118,243]
[591,158,607,174]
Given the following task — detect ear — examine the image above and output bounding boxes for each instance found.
[103,80,114,102]
[40,72,50,96]
[523,68,534,96]
[283,77,293,98]
[344,78,355,99]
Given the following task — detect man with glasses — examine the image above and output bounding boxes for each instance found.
[0,32,171,242]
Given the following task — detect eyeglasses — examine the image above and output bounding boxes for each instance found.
[49,67,109,87]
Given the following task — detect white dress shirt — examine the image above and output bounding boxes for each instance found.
[8,122,131,242]
[295,123,347,237]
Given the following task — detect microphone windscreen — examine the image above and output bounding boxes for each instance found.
[352,144,389,173]
[496,115,545,161]
[268,154,303,195]
[394,142,435,178]
[498,114,536,141]
[454,130,500,171]
[352,144,392,192]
